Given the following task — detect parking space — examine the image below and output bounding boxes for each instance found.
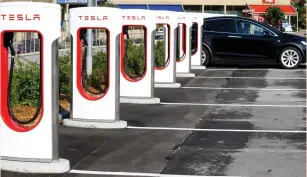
[2,67,306,177]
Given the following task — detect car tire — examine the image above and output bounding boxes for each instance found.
[202,46,210,66]
[279,47,302,69]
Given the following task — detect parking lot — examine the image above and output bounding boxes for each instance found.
[2,64,306,177]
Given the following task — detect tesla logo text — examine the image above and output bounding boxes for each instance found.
[157,16,169,20]
[78,16,108,21]
[0,14,40,21]
[122,16,146,20]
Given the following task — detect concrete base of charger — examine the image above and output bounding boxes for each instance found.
[154,82,181,88]
[191,65,206,69]
[0,158,70,174]
[176,72,196,77]
[120,97,160,104]
[63,119,127,129]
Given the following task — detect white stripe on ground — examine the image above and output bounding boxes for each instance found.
[195,76,306,80]
[204,68,306,71]
[160,102,306,108]
[181,86,306,91]
[127,126,306,134]
[70,169,246,177]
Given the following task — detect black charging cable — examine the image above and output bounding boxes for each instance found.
[5,32,42,125]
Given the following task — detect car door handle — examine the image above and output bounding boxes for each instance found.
[228,35,242,38]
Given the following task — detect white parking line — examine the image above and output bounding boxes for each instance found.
[205,119,258,122]
[127,126,306,134]
[160,102,306,108]
[195,76,306,80]
[205,68,306,71]
[70,169,246,177]
[181,86,306,91]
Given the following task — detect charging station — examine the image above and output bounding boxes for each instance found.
[153,11,181,88]
[191,14,205,70]
[175,12,195,78]
[120,9,160,104]
[63,7,127,129]
[0,2,70,173]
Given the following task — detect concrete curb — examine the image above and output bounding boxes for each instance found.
[0,158,70,174]
[176,72,196,78]
[63,119,127,129]
[154,83,181,88]
[120,97,161,104]
[191,65,206,70]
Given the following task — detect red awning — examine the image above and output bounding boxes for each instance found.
[248,5,297,15]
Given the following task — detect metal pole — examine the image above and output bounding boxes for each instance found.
[86,0,95,76]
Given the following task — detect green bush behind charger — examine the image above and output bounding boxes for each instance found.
[11,40,165,107]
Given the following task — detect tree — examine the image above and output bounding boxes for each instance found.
[292,0,306,29]
[296,6,306,29]
[98,0,116,7]
[261,6,285,28]
[292,0,306,7]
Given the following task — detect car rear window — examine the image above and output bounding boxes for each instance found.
[204,19,236,33]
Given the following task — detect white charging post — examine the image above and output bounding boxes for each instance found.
[175,12,195,78]
[153,10,181,88]
[0,2,70,173]
[120,9,160,104]
[191,14,205,69]
[63,7,127,129]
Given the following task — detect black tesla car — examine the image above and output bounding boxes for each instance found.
[192,16,307,69]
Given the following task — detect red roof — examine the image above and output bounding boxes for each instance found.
[248,5,297,15]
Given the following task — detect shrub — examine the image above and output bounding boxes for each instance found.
[10,59,40,107]
[10,39,166,110]
[155,40,166,67]
[58,54,71,99]
[123,39,145,78]
[82,51,108,93]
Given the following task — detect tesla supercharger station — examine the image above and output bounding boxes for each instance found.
[63,7,127,129]
[191,14,205,69]
[0,2,70,173]
[153,11,181,88]
[175,13,195,78]
[119,9,160,104]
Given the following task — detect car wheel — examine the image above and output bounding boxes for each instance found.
[201,46,210,66]
[279,47,302,69]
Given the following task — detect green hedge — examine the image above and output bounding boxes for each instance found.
[10,40,165,108]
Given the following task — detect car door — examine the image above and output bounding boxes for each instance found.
[203,18,238,58]
[232,19,279,60]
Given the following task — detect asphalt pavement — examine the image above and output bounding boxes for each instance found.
[2,64,306,177]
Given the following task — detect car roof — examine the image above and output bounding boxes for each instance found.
[203,16,253,21]
[202,16,282,35]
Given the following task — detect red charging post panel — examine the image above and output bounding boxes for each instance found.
[1,31,44,132]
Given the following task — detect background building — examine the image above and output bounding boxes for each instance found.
[1,0,298,54]
[111,0,297,22]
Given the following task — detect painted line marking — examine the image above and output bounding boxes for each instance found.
[204,119,258,122]
[199,148,306,153]
[70,169,246,177]
[160,102,306,108]
[195,76,306,80]
[205,68,306,71]
[127,126,306,134]
[181,86,306,91]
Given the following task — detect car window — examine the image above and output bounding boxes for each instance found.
[204,19,236,33]
[235,20,272,35]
